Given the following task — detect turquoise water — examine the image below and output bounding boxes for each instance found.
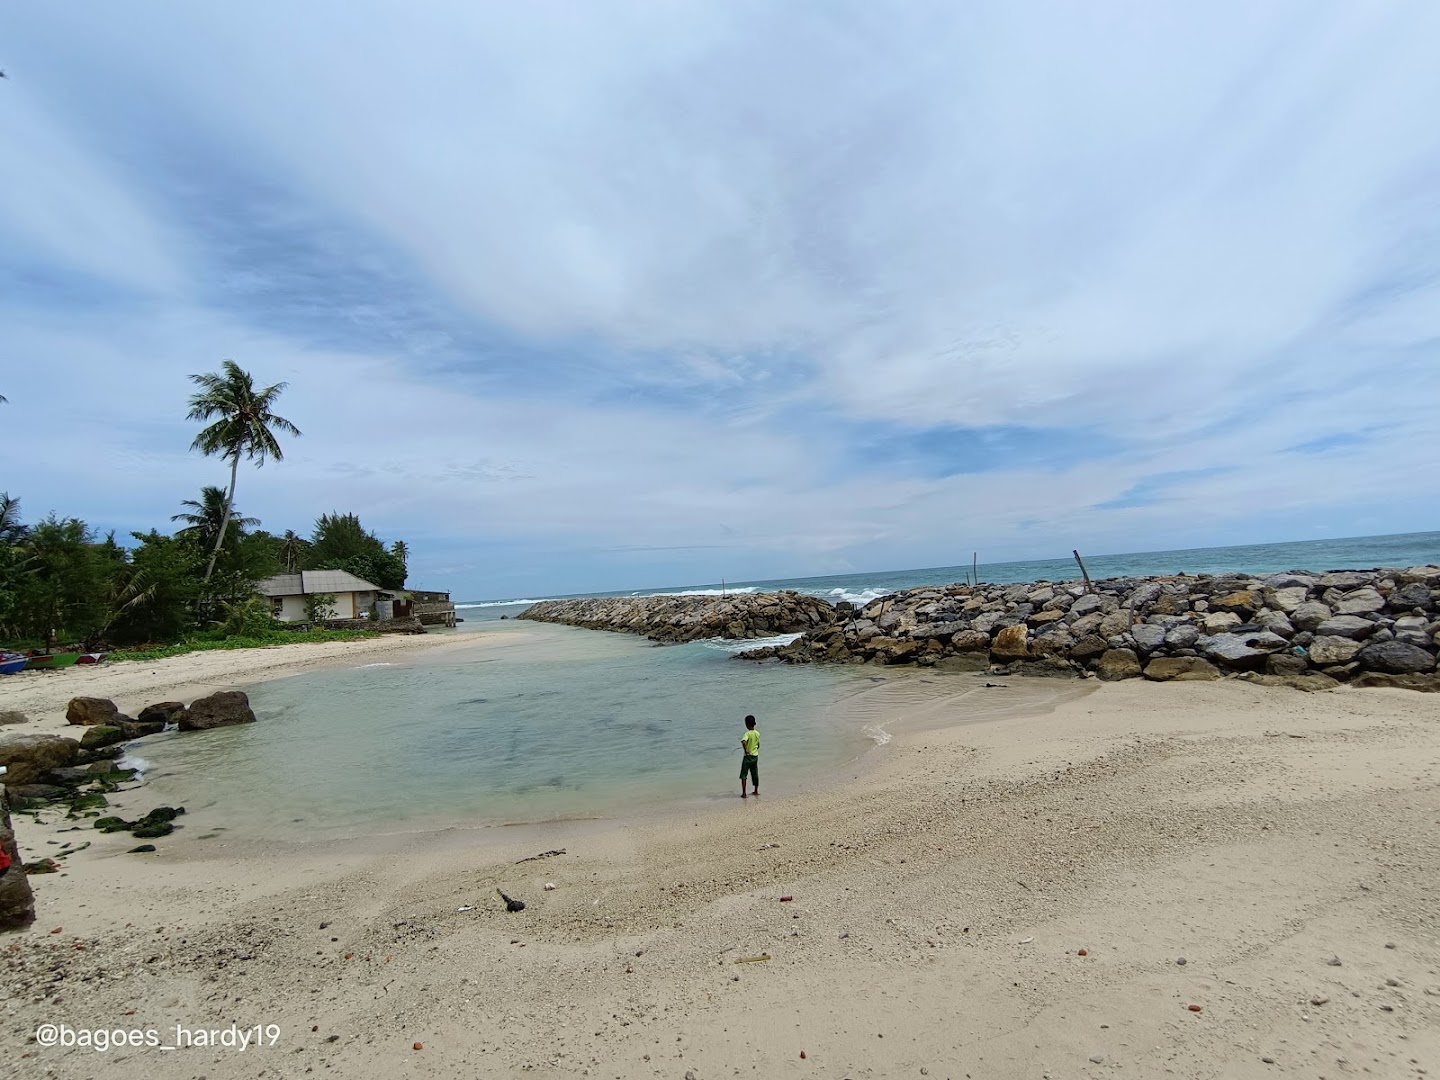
[129,530,1439,838]
[459,530,1440,616]
[127,621,875,837]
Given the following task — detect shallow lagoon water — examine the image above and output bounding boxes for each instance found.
[127,621,879,837]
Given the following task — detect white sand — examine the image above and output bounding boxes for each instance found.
[3,651,1439,1079]
[0,630,506,734]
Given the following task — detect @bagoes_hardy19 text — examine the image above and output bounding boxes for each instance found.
[34,1023,282,1052]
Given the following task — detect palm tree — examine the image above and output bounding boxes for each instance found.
[278,529,309,573]
[0,492,25,544]
[171,486,259,552]
[187,360,300,584]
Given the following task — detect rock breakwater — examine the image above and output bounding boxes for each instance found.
[518,592,838,643]
[735,566,1440,690]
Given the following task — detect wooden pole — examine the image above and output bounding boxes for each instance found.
[973,552,978,587]
[1073,549,1094,593]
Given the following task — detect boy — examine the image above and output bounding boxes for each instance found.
[739,714,760,798]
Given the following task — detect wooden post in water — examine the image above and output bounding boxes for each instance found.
[1073,549,1094,593]
[973,552,979,587]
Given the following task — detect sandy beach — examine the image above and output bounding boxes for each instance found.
[2,637,1437,1079]
[0,630,505,735]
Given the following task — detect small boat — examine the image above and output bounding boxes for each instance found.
[22,652,81,670]
[0,656,26,675]
[74,653,107,665]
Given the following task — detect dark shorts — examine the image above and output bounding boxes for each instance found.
[740,754,759,786]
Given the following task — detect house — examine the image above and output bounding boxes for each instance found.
[257,570,385,623]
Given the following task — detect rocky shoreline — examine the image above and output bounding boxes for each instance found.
[0,690,259,928]
[731,566,1440,691]
[518,591,837,642]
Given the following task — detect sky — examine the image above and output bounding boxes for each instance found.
[3,1,1439,599]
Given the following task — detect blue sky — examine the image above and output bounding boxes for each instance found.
[3,1,1438,599]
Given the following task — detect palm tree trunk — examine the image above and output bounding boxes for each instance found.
[202,452,241,584]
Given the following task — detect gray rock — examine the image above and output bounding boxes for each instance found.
[1254,610,1296,638]
[1387,582,1434,612]
[1315,615,1377,640]
[1131,624,1168,653]
[1070,635,1109,663]
[1317,571,1376,589]
[1264,585,1311,611]
[1070,594,1118,618]
[1098,610,1132,638]
[1335,587,1386,615]
[1202,611,1243,634]
[0,711,29,727]
[1165,623,1201,649]
[1307,635,1363,665]
[1198,631,1288,669]
[1127,582,1163,607]
[1355,641,1436,675]
[1265,653,1309,676]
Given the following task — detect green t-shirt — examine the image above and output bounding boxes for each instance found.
[741,729,760,756]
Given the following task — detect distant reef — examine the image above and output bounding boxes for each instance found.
[517,591,837,643]
[733,566,1440,691]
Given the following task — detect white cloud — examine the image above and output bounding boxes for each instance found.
[3,1,1439,594]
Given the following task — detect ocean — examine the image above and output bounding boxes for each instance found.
[129,531,1439,839]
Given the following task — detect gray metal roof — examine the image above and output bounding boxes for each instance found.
[257,570,382,596]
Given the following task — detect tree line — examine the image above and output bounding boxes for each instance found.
[0,362,410,650]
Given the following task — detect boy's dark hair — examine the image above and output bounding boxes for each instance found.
[744,715,756,728]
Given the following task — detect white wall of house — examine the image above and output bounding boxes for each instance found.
[272,595,308,623]
[271,592,377,622]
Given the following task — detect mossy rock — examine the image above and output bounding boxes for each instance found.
[131,820,174,839]
[93,816,132,833]
[67,792,110,813]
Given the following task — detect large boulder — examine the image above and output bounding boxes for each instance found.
[989,624,1030,660]
[1164,623,1201,649]
[1213,590,1261,617]
[1307,635,1364,665]
[1355,641,1436,675]
[1096,648,1143,681]
[1198,631,1288,669]
[1335,587,1386,615]
[949,630,991,653]
[1387,583,1434,612]
[1142,656,1221,681]
[1314,615,1378,640]
[1069,594,1118,618]
[0,734,81,786]
[1070,635,1110,663]
[1201,612,1243,634]
[179,691,257,731]
[137,701,188,726]
[0,785,36,930]
[1289,602,1332,632]
[79,725,127,751]
[1130,624,1168,654]
[1264,586,1310,613]
[65,697,127,727]
[1317,571,1375,589]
